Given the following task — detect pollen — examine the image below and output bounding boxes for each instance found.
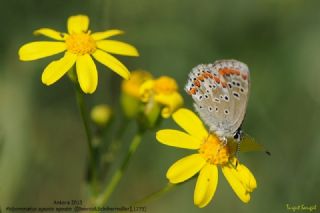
[199,134,230,165]
[154,76,178,94]
[65,33,96,55]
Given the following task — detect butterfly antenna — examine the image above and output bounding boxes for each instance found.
[232,141,241,168]
[232,127,243,168]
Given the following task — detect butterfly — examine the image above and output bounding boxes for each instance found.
[185,59,250,143]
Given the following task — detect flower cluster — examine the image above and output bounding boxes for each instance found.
[140,76,184,118]
[121,70,184,127]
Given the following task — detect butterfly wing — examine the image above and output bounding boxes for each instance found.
[185,59,250,138]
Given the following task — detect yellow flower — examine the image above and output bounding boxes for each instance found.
[140,76,183,118]
[122,70,153,99]
[120,70,153,118]
[18,14,139,94]
[156,108,257,208]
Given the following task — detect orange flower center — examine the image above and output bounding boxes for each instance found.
[154,76,178,94]
[199,134,230,165]
[66,33,96,55]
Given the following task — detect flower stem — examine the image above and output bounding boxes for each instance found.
[96,129,145,205]
[102,117,130,174]
[133,183,175,205]
[74,85,98,195]
[133,175,196,205]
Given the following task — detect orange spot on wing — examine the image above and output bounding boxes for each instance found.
[194,80,201,87]
[203,72,210,78]
[234,70,241,75]
[198,76,204,81]
[189,88,197,95]
[221,82,227,88]
[214,76,220,83]
[207,72,214,79]
[219,69,226,75]
[219,68,241,76]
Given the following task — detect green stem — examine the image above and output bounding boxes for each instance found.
[74,86,98,195]
[132,175,196,205]
[102,117,130,175]
[133,183,175,205]
[96,129,145,205]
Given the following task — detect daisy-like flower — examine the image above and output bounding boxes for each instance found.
[18,15,139,94]
[156,108,257,208]
[140,76,184,118]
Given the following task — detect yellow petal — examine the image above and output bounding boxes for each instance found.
[41,52,76,85]
[154,93,184,118]
[92,49,130,79]
[236,163,257,192]
[172,108,208,140]
[166,154,205,184]
[76,54,98,94]
[19,41,66,61]
[139,80,155,102]
[194,164,218,208]
[222,165,250,203]
[67,15,89,34]
[91,29,124,41]
[96,40,139,56]
[156,129,201,149]
[33,28,65,40]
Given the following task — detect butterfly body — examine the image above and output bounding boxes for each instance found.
[185,59,250,140]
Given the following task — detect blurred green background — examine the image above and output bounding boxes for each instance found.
[1,0,320,212]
